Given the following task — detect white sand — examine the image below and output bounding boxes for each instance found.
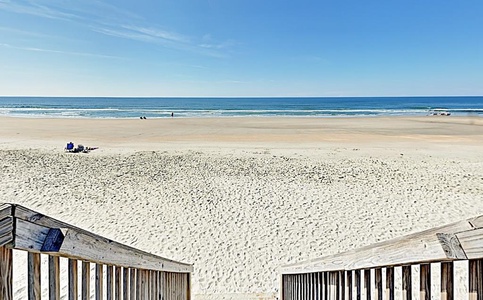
[1,116,483,299]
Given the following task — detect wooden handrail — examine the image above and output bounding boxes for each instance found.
[280,214,483,274]
[0,203,193,272]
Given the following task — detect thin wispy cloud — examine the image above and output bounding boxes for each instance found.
[0,0,236,58]
[0,43,123,59]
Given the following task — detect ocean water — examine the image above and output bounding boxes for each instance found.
[0,96,482,119]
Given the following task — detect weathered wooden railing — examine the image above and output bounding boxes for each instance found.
[0,203,193,299]
[280,215,483,300]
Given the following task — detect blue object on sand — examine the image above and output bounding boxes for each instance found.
[66,142,74,150]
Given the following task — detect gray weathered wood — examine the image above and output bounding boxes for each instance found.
[82,262,90,300]
[0,217,13,247]
[69,259,78,300]
[95,264,103,300]
[107,265,113,300]
[115,266,121,300]
[123,267,129,300]
[281,219,473,274]
[49,255,60,300]
[420,264,430,300]
[355,270,361,300]
[437,233,467,259]
[28,252,41,300]
[385,267,394,300]
[363,269,370,300]
[456,229,483,260]
[13,204,192,272]
[468,260,482,300]
[130,268,136,300]
[374,269,382,300]
[0,247,12,300]
[41,228,65,252]
[441,262,453,300]
[402,266,411,300]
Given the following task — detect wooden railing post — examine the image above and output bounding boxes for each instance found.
[355,270,361,300]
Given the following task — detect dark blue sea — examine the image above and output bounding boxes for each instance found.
[0,96,482,119]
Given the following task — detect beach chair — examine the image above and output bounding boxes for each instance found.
[65,142,74,152]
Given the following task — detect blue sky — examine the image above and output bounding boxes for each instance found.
[0,0,482,97]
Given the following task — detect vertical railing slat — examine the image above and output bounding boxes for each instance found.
[123,267,129,300]
[130,268,136,300]
[136,269,141,300]
[385,267,394,300]
[468,260,482,300]
[28,252,41,300]
[420,264,431,300]
[82,261,90,300]
[95,264,103,300]
[0,247,12,300]
[402,266,412,300]
[107,265,113,300]
[115,266,121,300]
[363,269,370,300]
[69,259,79,300]
[441,262,453,300]
[346,271,352,300]
[49,255,60,300]
[374,268,382,300]
[355,270,361,300]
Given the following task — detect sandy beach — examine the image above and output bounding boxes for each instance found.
[1,116,483,299]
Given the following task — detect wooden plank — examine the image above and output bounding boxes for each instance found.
[385,267,394,300]
[130,268,136,300]
[136,269,141,300]
[49,255,60,300]
[123,268,129,300]
[82,262,90,300]
[339,270,345,300]
[346,271,352,300]
[355,270,361,300]
[107,265,113,300]
[363,270,370,300]
[374,269,382,300]
[469,215,483,229]
[95,264,103,300]
[468,260,483,300]
[115,266,121,300]
[28,252,41,300]
[436,233,467,259]
[420,264,431,300]
[0,204,13,221]
[281,220,473,274]
[441,262,453,300]
[0,217,13,247]
[0,247,12,300]
[14,205,193,273]
[456,228,483,260]
[69,259,78,300]
[402,266,411,300]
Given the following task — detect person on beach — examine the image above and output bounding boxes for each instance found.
[171,112,174,117]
